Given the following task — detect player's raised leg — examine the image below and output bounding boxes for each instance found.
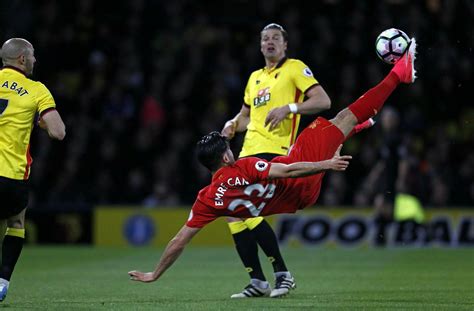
[331,38,417,137]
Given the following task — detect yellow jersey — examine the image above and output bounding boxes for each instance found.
[240,58,319,157]
[0,66,56,180]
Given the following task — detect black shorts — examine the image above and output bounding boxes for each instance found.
[0,176,29,219]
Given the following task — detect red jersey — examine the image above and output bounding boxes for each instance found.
[186,157,324,228]
[187,117,346,228]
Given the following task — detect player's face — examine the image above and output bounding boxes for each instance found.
[260,29,287,61]
[23,47,36,76]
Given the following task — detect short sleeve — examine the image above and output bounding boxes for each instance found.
[238,157,271,184]
[186,200,218,228]
[290,60,319,94]
[35,82,56,114]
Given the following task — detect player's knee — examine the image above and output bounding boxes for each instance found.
[331,108,358,136]
[6,208,26,229]
[335,108,356,123]
[6,217,25,229]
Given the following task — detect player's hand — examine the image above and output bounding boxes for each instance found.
[328,145,352,171]
[221,120,237,139]
[128,270,157,283]
[265,106,291,131]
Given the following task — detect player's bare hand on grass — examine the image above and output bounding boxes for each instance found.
[128,271,157,283]
[327,145,352,171]
[221,120,236,139]
[265,106,291,131]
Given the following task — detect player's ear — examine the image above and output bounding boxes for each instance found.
[222,152,230,164]
[222,150,233,164]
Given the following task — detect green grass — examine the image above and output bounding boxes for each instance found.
[2,246,473,310]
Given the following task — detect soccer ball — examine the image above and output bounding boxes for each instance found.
[375,28,410,64]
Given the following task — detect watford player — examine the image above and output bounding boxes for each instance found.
[220,23,331,298]
[0,38,65,301]
[129,32,417,295]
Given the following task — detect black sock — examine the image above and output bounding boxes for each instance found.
[232,229,266,281]
[0,235,25,281]
[251,220,288,273]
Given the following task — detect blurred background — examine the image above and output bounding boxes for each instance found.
[0,0,472,245]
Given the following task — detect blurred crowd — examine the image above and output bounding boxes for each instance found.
[1,0,472,208]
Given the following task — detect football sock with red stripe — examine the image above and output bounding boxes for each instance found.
[346,118,375,139]
[348,71,400,123]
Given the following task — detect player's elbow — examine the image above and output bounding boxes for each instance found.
[321,96,331,111]
[49,126,66,141]
[57,131,66,141]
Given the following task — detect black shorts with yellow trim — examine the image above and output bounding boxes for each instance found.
[0,176,29,219]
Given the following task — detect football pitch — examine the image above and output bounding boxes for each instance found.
[3,246,473,310]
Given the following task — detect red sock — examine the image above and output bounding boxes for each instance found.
[348,71,400,123]
[346,118,375,139]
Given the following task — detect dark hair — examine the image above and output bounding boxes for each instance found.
[196,131,229,171]
[262,23,288,42]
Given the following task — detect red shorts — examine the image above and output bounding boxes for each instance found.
[276,117,345,163]
[272,117,345,206]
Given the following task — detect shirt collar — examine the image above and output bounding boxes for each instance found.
[1,65,27,77]
[264,56,288,73]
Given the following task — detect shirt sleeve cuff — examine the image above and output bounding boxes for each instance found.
[39,107,56,118]
[303,83,320,95]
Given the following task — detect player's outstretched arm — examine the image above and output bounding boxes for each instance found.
[268,145,351,179]
[221,104,250,139]
[291,85,331,115]
[38,110,66,140]
[128,225,201,283]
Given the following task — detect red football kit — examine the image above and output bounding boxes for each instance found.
[186,117,345,228]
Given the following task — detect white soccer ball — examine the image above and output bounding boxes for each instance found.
[375,28,410,64]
